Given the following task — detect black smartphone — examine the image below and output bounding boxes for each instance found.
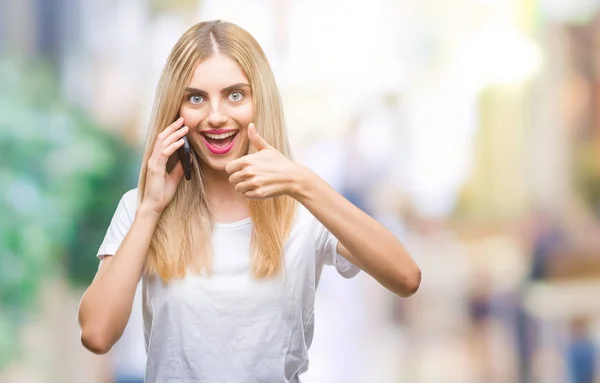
[166,118,192,181]
[178,135,192,181]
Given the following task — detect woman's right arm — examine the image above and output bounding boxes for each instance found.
[77,117,189,354]
[76,205,160,354]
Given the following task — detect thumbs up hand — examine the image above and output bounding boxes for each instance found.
[246,122,273,151]
[226,123,308,200]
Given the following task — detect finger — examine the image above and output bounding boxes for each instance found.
[152,123,187,164]
[243,185,280,200]
[229,166,256,186]
[234,179,256,195]
[229,171,249,186]
[225,156,248,174]
[162,125,189,147]
[162,138,186,157]
[248,123,272,151]
[152,138,185,169]
[157,117,184,140]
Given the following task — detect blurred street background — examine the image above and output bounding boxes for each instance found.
[3,0,600,382]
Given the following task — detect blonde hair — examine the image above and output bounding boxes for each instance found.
[138,20,296,281]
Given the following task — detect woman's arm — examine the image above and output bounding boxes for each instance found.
[226,123,421,297]
[77,205,160,354]
[292,168,421,297]
[78,118,189,354]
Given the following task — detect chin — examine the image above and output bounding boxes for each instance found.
[198,147,247,173]
[202,158,230,172]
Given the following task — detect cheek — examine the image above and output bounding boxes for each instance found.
[232,131,250,158]
[179,106,205,125]
[236,130,249,149]
[229,103,253,125]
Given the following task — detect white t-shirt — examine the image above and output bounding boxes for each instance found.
[97,188,359,383]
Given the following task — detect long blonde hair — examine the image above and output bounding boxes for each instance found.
[138,20,297,281]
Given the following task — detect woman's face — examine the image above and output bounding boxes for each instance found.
[179,54,253,172]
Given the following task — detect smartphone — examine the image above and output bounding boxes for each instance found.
[178,135,192,181]
[166,118,192,181]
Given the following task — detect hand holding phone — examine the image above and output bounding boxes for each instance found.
[144,117,190,214]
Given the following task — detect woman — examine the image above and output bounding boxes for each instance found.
[77,20,421,382]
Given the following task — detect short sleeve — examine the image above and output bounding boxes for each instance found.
[315,219,360,279]
[97,189,138,260]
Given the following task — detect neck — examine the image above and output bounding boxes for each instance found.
[201,163,249,223]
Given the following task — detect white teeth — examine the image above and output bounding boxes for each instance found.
[204,131,236,140]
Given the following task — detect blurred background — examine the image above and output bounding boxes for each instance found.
[2,0,600,382]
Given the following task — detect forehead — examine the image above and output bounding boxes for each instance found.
[188,54,248,88]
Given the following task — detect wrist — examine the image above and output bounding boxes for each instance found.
[288,165,317,203]
[136,202,163,222]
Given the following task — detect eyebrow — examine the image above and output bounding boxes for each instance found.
[185,83,251,95]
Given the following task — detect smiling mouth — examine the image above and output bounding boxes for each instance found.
[202,131,238,148]
[200,130,239,154]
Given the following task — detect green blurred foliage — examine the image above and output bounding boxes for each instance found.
[0,58,139,367]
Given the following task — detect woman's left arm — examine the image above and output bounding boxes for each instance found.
[292,167,421,297]
[227,123,421,297]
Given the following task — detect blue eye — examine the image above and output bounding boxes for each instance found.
[228,91,243,102]
[189,95,204,104]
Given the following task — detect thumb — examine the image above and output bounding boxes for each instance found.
[248,123,272,151]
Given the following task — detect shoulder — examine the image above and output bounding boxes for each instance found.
[122,188,139,207]
[118,188,140,221]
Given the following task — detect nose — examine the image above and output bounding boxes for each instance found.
[207,101,227,128]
